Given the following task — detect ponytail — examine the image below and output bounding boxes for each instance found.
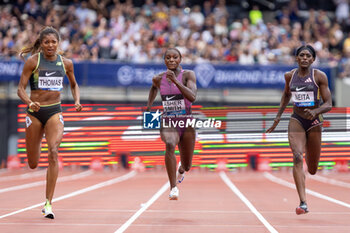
[19,39,41,61]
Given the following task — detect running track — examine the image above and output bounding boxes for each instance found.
[0,168,349,233]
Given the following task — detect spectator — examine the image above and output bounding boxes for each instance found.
[333,0,349,25]
[213,0,228,22]
[0,0,347,70]
[189,5,204,29]
[343,33,350,52]
[75,1,97,24]
[225,47,238,63]
[202,1,213,18]
[23,0,40,19]
[338,48,350,79]
[249,5,263,25]
[239,48,254,65]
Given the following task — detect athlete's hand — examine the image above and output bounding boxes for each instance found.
[29,102,40,112]
[266,118,280,133]
[166,69,176,83]
[75,102,82,112]
[304,108,317,120]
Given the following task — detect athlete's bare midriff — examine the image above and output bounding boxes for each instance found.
[30,90,61,105]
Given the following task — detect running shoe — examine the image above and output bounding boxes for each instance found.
[296,201,309,215]
[169,186,179,200]
[176,162,185,184]
[42,200,55,219]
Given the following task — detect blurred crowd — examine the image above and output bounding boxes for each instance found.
[1,0,350,78]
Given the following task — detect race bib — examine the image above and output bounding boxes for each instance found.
[292,91,315,107]
[38,70,63,91]
[59,114,64,125]
[25,116,32,128]
[162,94,186,116]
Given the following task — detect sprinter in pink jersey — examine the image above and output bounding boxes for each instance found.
[266,45,332,215]
[147,48,197,200]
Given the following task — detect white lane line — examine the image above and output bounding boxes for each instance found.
[219,172,278,233]
[0,170,46,182]
[0,223,120,226]
[114,181,169,233]
[0,171,136,219]
[264,172,350,208]
[308,174,350,189]
[1,223,350,228]
[0,223,263,227]
[0,170,93,194]
[2,208,350,215]
[129,224,350,228]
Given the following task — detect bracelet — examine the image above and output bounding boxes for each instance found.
[29,102,34,108]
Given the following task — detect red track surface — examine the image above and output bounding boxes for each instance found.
[0,168,349,233]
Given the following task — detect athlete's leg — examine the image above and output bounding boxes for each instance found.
[288,118,307,203]
[160,127,180,189]
[305,125,322,175]
[178,127,195,173]
[43,113,64,204]
[25,114,44,169]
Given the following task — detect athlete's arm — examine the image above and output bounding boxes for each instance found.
[146,75,161,111]
[17,55,40,111]
[63,57,82,112]
[304,70,332,120]
[266,71,292,133]
[166,70,197,102]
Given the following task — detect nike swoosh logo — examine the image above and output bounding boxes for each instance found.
[45,71,56,76]
[166,96,175,101]
[296,87,306,91]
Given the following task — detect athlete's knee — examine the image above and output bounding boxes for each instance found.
[165,142,176,153]
[293,151,303,164]
[28,160,38,169]
[47,147,59,164]
[308,166,318,175]
[48,146,59,155]
[182,163,191,172]
[27,152,39,169]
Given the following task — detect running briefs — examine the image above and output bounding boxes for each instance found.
[291,112,323,132]
[27,102,62,126]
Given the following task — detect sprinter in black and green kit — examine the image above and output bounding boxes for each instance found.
[17,26,82,219]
